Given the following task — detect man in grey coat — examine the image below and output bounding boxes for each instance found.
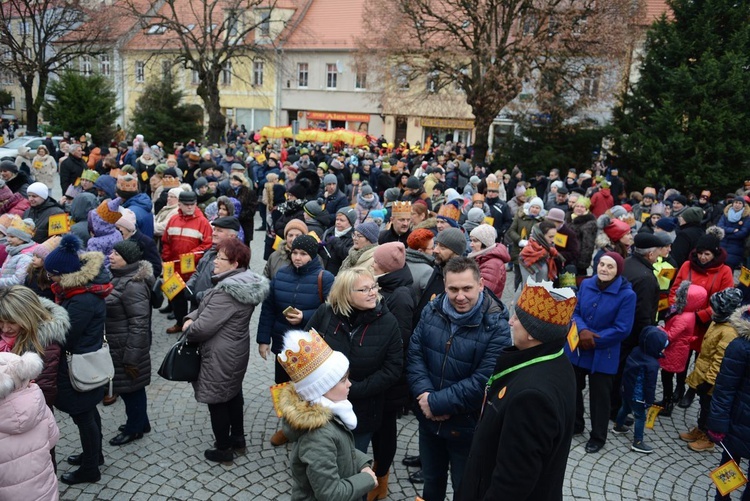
[185,216,240,309]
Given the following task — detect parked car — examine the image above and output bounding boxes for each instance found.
[0,135,63,162]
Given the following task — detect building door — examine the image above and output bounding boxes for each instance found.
[395,116,408,144]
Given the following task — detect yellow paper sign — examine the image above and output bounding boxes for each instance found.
[641,212,650,223]
[33,160,44,170]
[554,232,568,248]
[48,213,70,236]
[270,382,291,418]
[658,297,670,312]
[567,322,579,351]
[163,261,174,281]
[645,405,662,429]
[272,235,284,251]
[180,253,196,274]
[658,268,676,280]
[484,216,495,226]
[740,266,750,287]
[308,231,320,243]
[711,459,748,496]
[161,273,186,300]
[73,177,81,186]
[521,227,527,240]
[140,171,148,181]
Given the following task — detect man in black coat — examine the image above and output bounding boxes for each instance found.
[612,233,661,416]
[59,143,87,195]
[670,206,705,268]
[456,279,577,501]
[485,180,512,242]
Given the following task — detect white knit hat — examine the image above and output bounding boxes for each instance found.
[277,330,349,402]
[0,352,44,399]
[27,182,49,200]
[470,224,497,249]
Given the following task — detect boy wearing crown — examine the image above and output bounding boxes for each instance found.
[277,329,377,501]
[378,201,412,245]
[456,278,578,501]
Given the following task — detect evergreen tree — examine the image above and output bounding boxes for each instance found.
[42,71,118,145]
[130,78,203,149]
[612,0,750,195]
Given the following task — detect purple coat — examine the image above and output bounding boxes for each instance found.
[86,211,123,268]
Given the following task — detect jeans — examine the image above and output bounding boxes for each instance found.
[418,425,472,501]
[120,388,150,434]
[715,450,749,501]
[71,407,103,474]
[353,431,374,454]
[207,392,244,450]
[616,399,647,443]
[573,366,613,445]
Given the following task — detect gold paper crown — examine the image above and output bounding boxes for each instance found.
[437,203,461,222]
[278,329,333,384]
[391,201,412,218]
[8,217,34,236]
[486,180,500,190]
[524,187,537,199]
[516,283,577,326]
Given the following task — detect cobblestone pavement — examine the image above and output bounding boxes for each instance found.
[56,230,722,500]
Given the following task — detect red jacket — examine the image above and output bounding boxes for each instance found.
[590,188,613,218]
[669,250,734,351]
[162,209,213,276]
[470,243,511,297]
[660,284,707,372]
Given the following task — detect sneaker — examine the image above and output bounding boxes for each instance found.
[679,427,704,442]
[631,441,653,454]
[612,425,630,435]
[688,437,715,452]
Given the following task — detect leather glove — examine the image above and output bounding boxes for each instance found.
[707,431,725,444]
[124,365,139,380]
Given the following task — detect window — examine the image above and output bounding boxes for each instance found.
[396,65,410,90]
[80,56,91,76]
[135,61,145,83]
[427,72,438,93]
[192,69,200,85]
[355,71,366,89]
[147,24,167,34]
[182,24,195,33]
[0,71,12,85]
[259,11,270,36]
[582,70,600,98]
[7,97,14,109]
[99,54,110,76]
[226,9,242,39]
[221,61,232,85]
[162,60,172,82]
[297,63,308,87]
[18,21,29,36]
[326,63,337,89]
[253,61,264,86]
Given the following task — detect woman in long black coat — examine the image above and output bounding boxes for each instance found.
[106,240,154,446]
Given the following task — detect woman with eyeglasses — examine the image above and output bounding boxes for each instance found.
[340,221,380,271]
[305,267,403,460]
[183,238,269,464]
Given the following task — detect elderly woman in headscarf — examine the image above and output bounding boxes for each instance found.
[31,145,57,190]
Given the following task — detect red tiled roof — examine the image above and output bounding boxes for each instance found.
[281,0,365,50]
[642,0,670,25]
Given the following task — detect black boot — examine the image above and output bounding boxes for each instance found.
[678,388,696,408]
[659,402,674,417]
[204,448,233,464]
[60,468,101,485]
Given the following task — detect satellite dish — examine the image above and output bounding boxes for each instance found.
[336,60,344,73]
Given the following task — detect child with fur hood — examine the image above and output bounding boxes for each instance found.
[0,352,60,500]
[657,281,707,416]
[277,329,377,501]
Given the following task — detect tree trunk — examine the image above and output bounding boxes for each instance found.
[471,108,495,166]
[23,84,38,135]
[197,73,225,145]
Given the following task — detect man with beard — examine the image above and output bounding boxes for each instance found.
[379,201,412,245]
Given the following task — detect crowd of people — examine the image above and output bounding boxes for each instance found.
[0,130,749,501]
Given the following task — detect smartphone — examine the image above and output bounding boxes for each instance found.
[282,306,298,317]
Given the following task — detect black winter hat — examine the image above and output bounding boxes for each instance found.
[290,234,319,259]
[695,234,721,256]
[113,239,143,264]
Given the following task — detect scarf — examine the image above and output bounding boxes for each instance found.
[314,396,358,430]
[442,291,485,335]
[519,226,558,280]
[335,227,352,238]
[728,207,743,223]
[0,333,16,352]
[51,282,114,304]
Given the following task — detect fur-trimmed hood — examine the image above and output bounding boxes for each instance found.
[730,307,750,340]
[58,251,105,289]
[279,384,332,435]
[36,297,70,347]
[416,217,437,231]
[723,203,750,218]
[673,280,707,314]
[214,268,270,305]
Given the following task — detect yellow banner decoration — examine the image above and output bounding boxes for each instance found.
[710,458,748,496]
[163,261,174,281]
[567,322,579,352]
[272,235,284,251]
[180,253,196,274]
[48,213,70,236]
[554,233,568,248]
[645,405,662,429]
[161,273,186,301]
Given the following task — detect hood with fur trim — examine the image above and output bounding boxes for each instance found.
[673,281,707,314]
[214,269,270,306]
[58,251,105,289]
[36,297,70,348]
[416,217,437,231]
[279,384,332,435]
[730,306,750,340]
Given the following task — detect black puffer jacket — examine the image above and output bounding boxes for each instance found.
[671,222,704,269]
[106,261,154,394]
[320,227,354,275]
[23,197,65,243]
[305,301,403,434]
[567,212,597,274]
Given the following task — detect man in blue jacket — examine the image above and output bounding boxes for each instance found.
[407,256,510,501]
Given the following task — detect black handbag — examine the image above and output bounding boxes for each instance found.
[158,332,201,382]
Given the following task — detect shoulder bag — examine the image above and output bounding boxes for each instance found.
[67,338,115,396]
[158,331,201,382]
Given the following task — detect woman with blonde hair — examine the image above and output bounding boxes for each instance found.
[305,267,403,498]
